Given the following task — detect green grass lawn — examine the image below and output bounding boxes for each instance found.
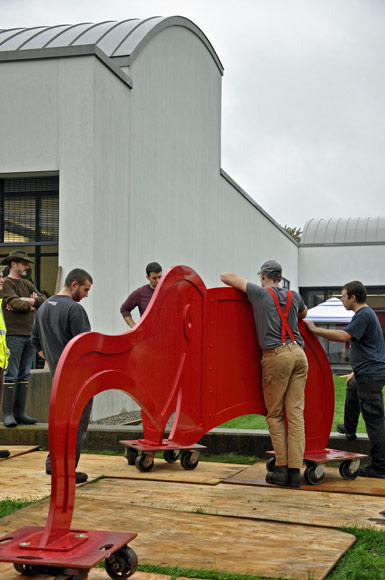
[219,375,375,434]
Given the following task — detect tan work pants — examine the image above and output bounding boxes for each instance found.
[261,343,308,469]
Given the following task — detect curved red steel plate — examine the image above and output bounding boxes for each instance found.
[40,265,333,546]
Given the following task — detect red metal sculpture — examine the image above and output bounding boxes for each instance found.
[0,265,365,578]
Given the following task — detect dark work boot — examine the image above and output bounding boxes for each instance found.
[13,382,38,425]
[2,383,17,427]
[266,465,289,486]
[0,450,11,458]
[288,468,301,488]
[46,466,88,484]
[337,423,357,440]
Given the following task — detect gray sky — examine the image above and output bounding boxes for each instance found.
[1,0,385,229]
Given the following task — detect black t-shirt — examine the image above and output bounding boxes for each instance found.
[31,294,90,375]
[345,306,385,377]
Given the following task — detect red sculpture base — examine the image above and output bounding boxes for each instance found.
[120,439,206,472]
[267,448,367,485]
[0,526,137,576]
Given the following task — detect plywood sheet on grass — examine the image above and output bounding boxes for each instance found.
[0,450,246,503]
[224,462,385,496]
[0,452,52,501]
[0,563,170,579]
[0,446,39,461]
[0,498,354,580]
[78,453,248,484]
[76,477,385,530]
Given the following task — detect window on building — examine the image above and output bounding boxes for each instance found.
[0,176,59,296]
[282,277,290,289]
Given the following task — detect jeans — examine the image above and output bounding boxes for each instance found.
[261,343,309,468]
[352,377,385,472]
[4,336,34,384]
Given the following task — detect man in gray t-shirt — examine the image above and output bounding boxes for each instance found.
[221,260,308,488]
[32,268,93,484]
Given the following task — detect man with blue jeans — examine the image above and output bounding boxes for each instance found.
[0,250,46,427]
[305,280,385,478]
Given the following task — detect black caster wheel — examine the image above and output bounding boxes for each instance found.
[105,545,138,579]
[339,459,360,480]
[125,447,138,466]
[304,463,325,485]
[180,450,199,470]
[163,449,180,463]
[14,563,42,576]
[266,457,276,472]
[135,453,154,472]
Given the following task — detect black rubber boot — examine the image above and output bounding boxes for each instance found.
[0,450,10,458]
[266,465,289,486]
[288,468,301,488]
[2,382,17,427]
[13,382,38,424]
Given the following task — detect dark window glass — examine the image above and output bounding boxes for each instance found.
[0,176,59,293]
[0,176,59,243]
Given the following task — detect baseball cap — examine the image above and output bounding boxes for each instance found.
[258,260,282,276]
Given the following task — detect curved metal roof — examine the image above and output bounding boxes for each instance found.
[301,217,385,245]
[0,16,223,73]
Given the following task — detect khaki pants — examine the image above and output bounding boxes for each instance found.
[261,343,308,469]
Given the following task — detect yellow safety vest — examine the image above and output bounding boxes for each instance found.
[0,299,10,370]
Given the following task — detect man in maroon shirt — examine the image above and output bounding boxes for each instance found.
[120,262,162,328]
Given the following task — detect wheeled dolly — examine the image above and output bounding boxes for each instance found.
[266,448,368,485]
[0,526,138,579]
[120,439,206,472]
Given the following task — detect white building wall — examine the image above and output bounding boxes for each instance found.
[82,59,133,419]
[57,57,97,313]
[0,55,136,418]
[0,31,299,419]
[217,174,299,289]
[299,245,385,287]
[89,59,131,335]
[0,59,59,172]
[0,55,132,328]
[121,26,221,295]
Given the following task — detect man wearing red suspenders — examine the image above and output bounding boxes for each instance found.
[221,260,308,487]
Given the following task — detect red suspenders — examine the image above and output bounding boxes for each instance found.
[266,288,296,344]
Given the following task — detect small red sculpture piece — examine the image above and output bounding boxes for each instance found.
[0,265,365,577]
